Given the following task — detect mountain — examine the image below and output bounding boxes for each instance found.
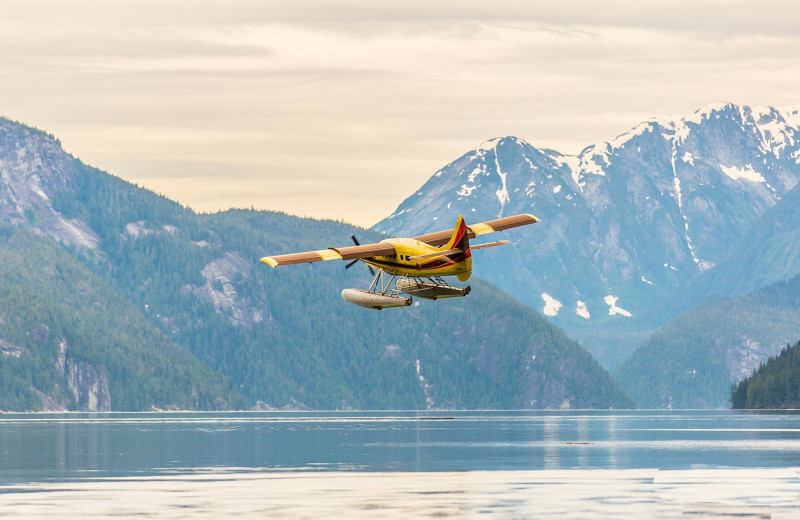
[373,103,800,368]
[0,227,241,412]
[731,339,800,409]
[614,275,800,408]
[0,117,632,411]
[687,180,800,301]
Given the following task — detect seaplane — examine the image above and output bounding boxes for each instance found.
[260,213,539,310]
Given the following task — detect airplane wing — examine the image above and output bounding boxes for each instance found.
[260,213,538,267]
[261,241,396,267]
[411,213,539,247]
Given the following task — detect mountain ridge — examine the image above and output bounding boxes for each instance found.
[0,116,631,411]
[615,275,800,408]
[373,102,800,367]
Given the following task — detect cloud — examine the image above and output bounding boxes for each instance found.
[2,1,800,226]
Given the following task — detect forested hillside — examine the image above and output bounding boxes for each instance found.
[731,340,800,409]
[0,117,632,411]
[0,226,240,411]
[616,276,800,408]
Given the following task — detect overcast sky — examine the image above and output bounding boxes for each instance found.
[3,1,800,227]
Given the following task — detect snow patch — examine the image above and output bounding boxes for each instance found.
[778,105,800,129]
[746,105,798,159]
[553,154,583,192]
[457,184,477,197]
[604,295,633,317]
[640,275,653,285]
[552,185,562,194]
[575,300,590,320]
[698,260,715,271]
[493,141,510,215]
[686,102,734,125]
[672,121,691,144]
[669,143,701,267]
[720,164,765,183]
[474,137,501,153]
[673,176,683,209]
[541,293,562,317]
[522,154,537,171]
[681,152,695,165]
[581,153,608,177]
[608,121,652,149]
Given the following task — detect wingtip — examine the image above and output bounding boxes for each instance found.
[260,257,279,268]
[525,213,541,223]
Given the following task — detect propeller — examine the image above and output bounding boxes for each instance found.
[345,235,375,275]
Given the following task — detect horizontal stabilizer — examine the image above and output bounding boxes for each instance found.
[407,248,463,261]
[411,213,539,247]
[471,239,510,251]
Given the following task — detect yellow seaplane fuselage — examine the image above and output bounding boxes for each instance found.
[364,215,473,281]
[364,237,473,281]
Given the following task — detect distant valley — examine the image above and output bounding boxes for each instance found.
[616,275,800,408]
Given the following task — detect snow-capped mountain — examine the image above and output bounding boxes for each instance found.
[373,103,800,367]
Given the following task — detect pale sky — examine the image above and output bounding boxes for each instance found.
[3,1,800,227]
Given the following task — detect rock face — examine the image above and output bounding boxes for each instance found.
[692,180,800,299]
[66,360,111,412]
[189,251,264,328]
[373,103,800,367]
[0,119,99,250]
[57,339,111,412]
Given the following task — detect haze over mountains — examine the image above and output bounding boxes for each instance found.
[0,117,630,412]
[374,102,800,369]
[3,101,800,411]
[616,275,800,408]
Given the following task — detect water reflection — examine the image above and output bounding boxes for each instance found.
[0,411,799,517]
[1,469,797,519]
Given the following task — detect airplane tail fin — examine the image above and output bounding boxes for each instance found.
[445,214,470,251]
[445,215,472,282]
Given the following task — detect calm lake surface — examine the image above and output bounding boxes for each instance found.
[1,410,799,518]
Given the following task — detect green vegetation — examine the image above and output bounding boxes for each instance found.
[0,226,241,411]
[731,340,800,409]
[616,275,800,408]
[1,122,632,411]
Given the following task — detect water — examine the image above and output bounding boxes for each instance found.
[1,410,799,518]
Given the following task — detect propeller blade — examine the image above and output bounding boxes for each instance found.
[347,235,375,275]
